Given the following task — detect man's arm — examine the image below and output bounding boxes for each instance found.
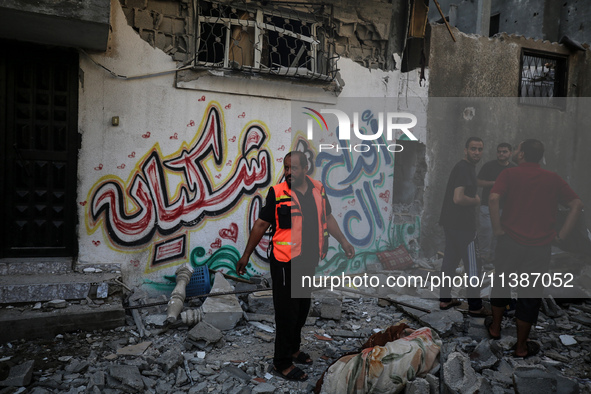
[489,192,504,236]
[477,178,495,188]
[557,199,584,241]
[326,214,355,259]
[236,219,272,276]
[453,186,481,206]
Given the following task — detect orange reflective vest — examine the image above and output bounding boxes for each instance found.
[271,177,329,262]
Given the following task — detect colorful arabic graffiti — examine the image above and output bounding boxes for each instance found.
[87,103,272,249]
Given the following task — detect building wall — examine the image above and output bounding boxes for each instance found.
[78,0,428,293]
[429,0,591,44]
[422,24,591,257]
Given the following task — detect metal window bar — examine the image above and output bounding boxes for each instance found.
[194,0,338,81]
[519,50,567,108]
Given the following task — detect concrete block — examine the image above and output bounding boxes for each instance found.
[404,377,429,394]
[247,290,274,314]
[425,374,439,394]
[187,321,223,344]
[89,371,106,389]
[158,349,184,374]
[156,16,174,33]
[0,303,125,342]
[201,272,243,331]
[443,352,479,394]
[108,365,145,391]
[126,0,147,9]
[0,360,34,387]
[134,9,154,30]
[172,18,187,35]
[222,365,250,382]
[513,366,557,394]
[469,339,502,371]
[147,0,180,16]
[318,298,342,320]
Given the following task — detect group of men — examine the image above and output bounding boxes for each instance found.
[235,139,583,380]
[439,138,583,357]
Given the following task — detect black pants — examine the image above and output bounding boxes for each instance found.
[490,235,550,324]
[270,257,314,371]
[439,227,483,311]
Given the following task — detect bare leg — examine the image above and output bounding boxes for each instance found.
[514,318,532,357]
[489,305,504,338]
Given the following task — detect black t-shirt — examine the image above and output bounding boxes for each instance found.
[439,159,478,231]
[477,160,516,206]
[259,177,332,261]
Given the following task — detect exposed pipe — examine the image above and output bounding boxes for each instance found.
[166,264,194,323]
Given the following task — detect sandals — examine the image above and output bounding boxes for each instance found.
[272,365,308,381]
[292,351,313,365]
[484,316,501,340]
[512,341,540,359]
[439,300,461,310]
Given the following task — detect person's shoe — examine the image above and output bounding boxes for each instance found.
[272,365,308,381]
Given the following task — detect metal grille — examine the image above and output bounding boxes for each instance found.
[1,41,79,257]
[519,50,567,108]
[194,0,338,81]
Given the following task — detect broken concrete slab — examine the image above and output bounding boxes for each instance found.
[469,339,502,372]
[317,297,342,320]
[116,341,152,356]
[0,360,34,387]
[405,377,429,393]
[513,366,557,394]
[443,351,489,394]
[0,302,126,342]
[108,365,145,391]
[187,321,223,344]
[391,295,462,337]
[201,272,243,331]
[247,290,274,315]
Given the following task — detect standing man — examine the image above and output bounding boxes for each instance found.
[438,137,487,316]
[487,139,582,357]
[237,151,355,381]
[477,143,516,263]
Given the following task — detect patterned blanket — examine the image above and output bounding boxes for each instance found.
[317,324,442,394]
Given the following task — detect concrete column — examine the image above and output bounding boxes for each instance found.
[475,0,491,37]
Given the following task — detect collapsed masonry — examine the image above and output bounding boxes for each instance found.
[2,252,591,392]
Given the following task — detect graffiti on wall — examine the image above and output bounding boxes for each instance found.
[312,109,420,274]
[86,102,273,270]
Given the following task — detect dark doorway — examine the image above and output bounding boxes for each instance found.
[0,40,79,257]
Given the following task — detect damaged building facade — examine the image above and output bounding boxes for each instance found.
[0,0,590,295]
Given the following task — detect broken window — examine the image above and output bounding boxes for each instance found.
[195,0,338,81]
[519,49,567,108]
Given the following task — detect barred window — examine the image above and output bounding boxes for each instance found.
[195,0,338,81]
[519,49,567,108]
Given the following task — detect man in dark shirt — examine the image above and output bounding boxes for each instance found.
[477,143,516,262]
[488,139,583,357]
[438,137,487,316]
[236,151,354,381]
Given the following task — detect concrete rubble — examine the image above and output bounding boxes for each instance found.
[0,255,590,393]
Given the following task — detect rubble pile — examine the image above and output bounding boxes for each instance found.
[1,258,591,393]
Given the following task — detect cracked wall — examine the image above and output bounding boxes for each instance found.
[118,0,412,71]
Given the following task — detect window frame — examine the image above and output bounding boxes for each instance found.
[194,0,336,81]
[518,48,568,109]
